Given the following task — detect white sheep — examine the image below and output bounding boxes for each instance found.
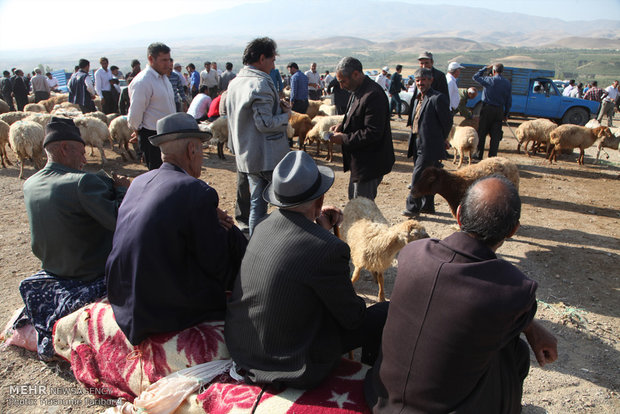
[0,99,10,114]
[199,117,228,160]
[23,103,47,113]
[108,116,134,161]
[305,115,344,162]
[448,126,479,168]
[412,157,520,217]
[8,120,45,179]
[318,104,337,116]
[515,118,557,156]
[0,111,31,125]
[74,116,113,164]
[585,119,620,163]
[84,111,110,125]
[341,197,429,302]
[52,102,81,113]
[0,119,12,168]
[51,107,82,119]
[24,113,52,129]
[305,99,323,119]
[106,113,121,124]
[39,94,69,113]
[549,125,612,165]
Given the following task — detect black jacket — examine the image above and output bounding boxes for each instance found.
[406,87,453,160]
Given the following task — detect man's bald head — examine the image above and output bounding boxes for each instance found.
[458,175,521,247]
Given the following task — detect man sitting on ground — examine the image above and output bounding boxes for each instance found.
[187,85,212,122]
[17,117,130,360]
[225,150,388,389]
[365,175,558,413]
[106,112,247,346]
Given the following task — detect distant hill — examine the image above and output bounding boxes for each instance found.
[375,37,496,53]
[542,37,620,49]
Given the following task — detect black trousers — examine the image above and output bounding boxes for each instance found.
[292,99,308,114]
[15,93,28,111]
[340,302,389,366]
[3,93,15,111]
[235,171,250,230]
[475,104,504,158]
[405,152,441,213]
[102,90,117,114]
[138,128,162,170]
[34,91,50,103]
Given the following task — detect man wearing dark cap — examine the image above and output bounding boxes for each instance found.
[17,117,130,360]
[226,150,388,389]
[106,112,247,346]
[403,67,452,216]
[366,175,557,413]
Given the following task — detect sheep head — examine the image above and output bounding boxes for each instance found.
[594,126,613,140]
[402,220,429,242]
[411,167,443,197]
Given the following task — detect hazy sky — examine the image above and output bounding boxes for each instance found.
[0,0,617,51]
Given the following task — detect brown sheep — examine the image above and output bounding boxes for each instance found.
[515,118,557,156]
[305,100,323,119]
[549,125,612,165]
[412,157,520,217]
[341,197,429,302]
[290,111,314,150]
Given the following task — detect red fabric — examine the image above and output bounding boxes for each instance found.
[208,95,221,118]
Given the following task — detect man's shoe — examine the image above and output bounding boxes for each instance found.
[402,209,419,217]
[407,184,412,190]
[420,207,436,214]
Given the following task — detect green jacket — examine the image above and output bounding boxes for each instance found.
[23,162,126,281]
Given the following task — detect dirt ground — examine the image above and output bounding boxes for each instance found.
[0,115,619,413]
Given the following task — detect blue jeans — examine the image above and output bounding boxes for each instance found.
[389,93,402,116]
[247,171,272,236]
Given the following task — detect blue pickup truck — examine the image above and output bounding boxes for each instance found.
[458,64,600,125]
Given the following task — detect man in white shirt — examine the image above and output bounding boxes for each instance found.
[305,62,321,100]
[31,68,51,103]
[446,62,465,112]
[212,62,223,77]
[199,61,219,98]
[46,72,59,92]
[375,66,389,91]
[323,70,334,95]
[128,42,176,170]
[597,80,619,126]
[95,57,115,114]
[562,79,576,97]
[187,85,212,122]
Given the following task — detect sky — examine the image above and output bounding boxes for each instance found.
[0,0,618,52]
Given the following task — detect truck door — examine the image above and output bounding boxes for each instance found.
[525,79,561,118]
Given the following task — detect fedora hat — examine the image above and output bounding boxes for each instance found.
[263,151,334,208]
[149,112,211,146]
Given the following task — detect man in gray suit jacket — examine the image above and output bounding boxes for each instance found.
[226,37,291,235]
[225,151,388,389]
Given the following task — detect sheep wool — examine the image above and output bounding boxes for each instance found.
[108,116,134,161]
[515,118,557,156]
[449,126,479,168]
[74,116,113,164]
[549,125,613,165]
[0,119,12,168]
[8,120,45,179]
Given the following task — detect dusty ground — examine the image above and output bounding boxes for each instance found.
[0,115,619,413]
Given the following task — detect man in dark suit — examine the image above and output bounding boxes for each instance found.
[106,112,248,345]
[388,64,406,119]
[329,57,395,201]
[225,150,388,389]
[404,51,449,122]
[403,67,453,216]
[366,175,558,413]
[11,69,29,111]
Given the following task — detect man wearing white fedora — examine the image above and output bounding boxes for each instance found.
[226,150,389,389]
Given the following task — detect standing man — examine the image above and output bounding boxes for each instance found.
[375,66,390,91]
[323,70,334,95]
[125,59,141,84]
[19,117,129,360]
[2,70,15,111]
[446,61,465,112]
[219,62,236,92]
[366,175,558,413]
[11,69,29,111]
[403,67,452,216]
[128,42,176,170]
[288,62,309,113]
[269,67,283,96]
[31,68,51,103]
[472,63,512,159]
[327,76,351,115]
[95,57,115,114]
[583,80,604,102]
[200,61,219,98]
[168,58,187,112]
[389,65,406,119]
[404,51,449,122]
[597,80,618,127]
[562,79,576,97]
[187,63,200,97]
[328,57,395,201]
[305,62,321,100]
[226,37,291,235]
[68,60,96,114]
[46,72,60,93]
[172,62,188,102]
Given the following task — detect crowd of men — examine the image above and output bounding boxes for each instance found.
[16,37,615,413]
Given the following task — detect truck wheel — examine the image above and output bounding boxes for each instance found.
[400,101,410,116]
[561,107,589,126]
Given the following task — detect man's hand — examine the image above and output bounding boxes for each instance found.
[329,132,345,145]
[112,173,131,188]
[129,131,138,144]
[524,320,558,367]
[280,99,291,117]
[217,208,234,230]
[316,205,343,230]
